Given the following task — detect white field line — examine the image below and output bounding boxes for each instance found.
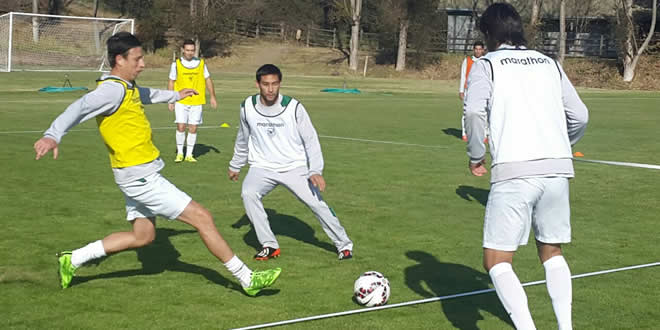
[232,262,660,330]
[574,158,660,170]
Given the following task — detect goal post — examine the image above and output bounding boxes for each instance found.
[0,12,134,72]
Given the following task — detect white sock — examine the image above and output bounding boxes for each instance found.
[489,262,536,330]
[71,240,107,268]
[224,255,252,288]
[176,131,185,155]
[544,255,573,330]
[186,133,197,157]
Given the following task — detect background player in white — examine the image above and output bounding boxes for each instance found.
[228,64,354,261]
[33,32,280,295]
[464,3,588,329]
[168,39,218,163]
[459,41,485,142]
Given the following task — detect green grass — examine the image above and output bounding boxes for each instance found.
[1,70,659,329]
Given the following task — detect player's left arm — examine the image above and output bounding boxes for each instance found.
[464,60,492,177]
[296,103,326,191]
[138,86,197,105]
[557,64,589,145]
[205,77,217,109]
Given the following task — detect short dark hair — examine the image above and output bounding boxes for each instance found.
[479,3,527,47]
[107,32,141,68]
[183,39,195,47]
[256,64,282,82]
[473,41,485,48]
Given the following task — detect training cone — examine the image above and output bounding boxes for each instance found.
[220,123,230,128]
[573,151,584,157]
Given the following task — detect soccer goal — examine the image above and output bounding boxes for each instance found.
[0,12,134,72]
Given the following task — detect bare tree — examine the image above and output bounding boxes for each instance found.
[527,0,543,48]
[395,1,410,71]
[348,0,362,71]
[619,0,658,82]
[559,0,566,63]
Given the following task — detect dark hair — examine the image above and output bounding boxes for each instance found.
[479,3,527,47]
[183,39,195,47]
[473,41,485,48]
[256,64,282,82]
[107,32,141,68]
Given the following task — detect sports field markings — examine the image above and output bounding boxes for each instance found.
[574,158,660,170]
[232,262,659,330]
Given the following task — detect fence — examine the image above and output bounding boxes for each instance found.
[229,19,626,59]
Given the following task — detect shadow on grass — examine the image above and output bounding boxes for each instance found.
[404,250,513,330]
[456,185,489,207]
[442,128,463,140]
[232,208,336,254]
[74,228,275,295]
[192,143,220,158]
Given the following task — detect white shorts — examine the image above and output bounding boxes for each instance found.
[118,172,192,221]
[174,103,203,125]
[483,177,571,251]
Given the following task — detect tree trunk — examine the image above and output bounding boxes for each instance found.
[622,0,657,82]
[528,0,542,48]
[395,16,409,71]
[93,0,100,53]
[32,0,39,43]
[349,0,362,71]
[559,0,566,64]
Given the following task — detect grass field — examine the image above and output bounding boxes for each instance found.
[1,68,659,329]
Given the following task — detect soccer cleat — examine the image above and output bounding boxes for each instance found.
[338,249,353,260]
[57,251,77,289]
[462,135,468,142]
[174,154,184,163]
[184,156,197,163]
[243,267,282,297]
[254,247,281,260]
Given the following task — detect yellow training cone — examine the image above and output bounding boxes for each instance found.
[220,123,230,128]
[573,151,584,157]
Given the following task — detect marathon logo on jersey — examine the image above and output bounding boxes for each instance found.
[257,122,285,137]
[500,57,551,66]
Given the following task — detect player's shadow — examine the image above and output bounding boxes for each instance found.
[456,185,489,207]
[192,143,220,158]
[404,250,513,330]
[442,128,463,140]
[73,228,271,295]
[232,208,336,254]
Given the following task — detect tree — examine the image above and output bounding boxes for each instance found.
[526,0,543,48]
[395,2,409,71]
[618,0,658,82]
[348,0,363,71]
[558,0,566,64]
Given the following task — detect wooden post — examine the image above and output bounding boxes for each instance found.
[233,20,237,34]
[599,34,604,57]
[280,22,285,41]
[306,26,310,47]
[255,23,260,39]
[332,28,336,48]
[363,56,368,77]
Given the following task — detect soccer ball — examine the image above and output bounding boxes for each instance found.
[353,271,390,307]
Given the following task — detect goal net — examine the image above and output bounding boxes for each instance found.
[0,12,134,72]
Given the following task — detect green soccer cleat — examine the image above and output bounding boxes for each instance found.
[243,267,282,297]
[184,155,197,163]
[57,251,77,289]
[174,154,184,163]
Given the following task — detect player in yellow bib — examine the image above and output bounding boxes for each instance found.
[168,39,218,163]
[33,32,281,295]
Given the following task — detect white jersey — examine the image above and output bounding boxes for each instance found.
[485,47,572,165]
[243,95,308,172]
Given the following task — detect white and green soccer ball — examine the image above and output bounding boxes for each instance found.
[353,271,390,307]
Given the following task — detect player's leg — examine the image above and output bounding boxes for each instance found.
[461,110,467,141]
[533,177,572,330]
[184,106,202,162]
[280,167,353,258]
[483,179,542,330]
[174,103,187,162]
[241,167,280,258]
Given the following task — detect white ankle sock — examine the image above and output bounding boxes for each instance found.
[186,133,197,157]
[176,131,185,155]
[489,262,536,330]
[71,240,106,268]
[544,255,573,330]
[224,255,252,288]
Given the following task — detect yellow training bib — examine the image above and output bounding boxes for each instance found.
[173,58,206,105]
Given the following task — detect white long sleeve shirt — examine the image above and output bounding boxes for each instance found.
[43,74,182,184]
[459,56,479,93]
[229,94,324,177]
[464,45,589,183]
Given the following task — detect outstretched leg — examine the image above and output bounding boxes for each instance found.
[537,241,572,330]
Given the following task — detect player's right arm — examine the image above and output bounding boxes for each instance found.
[459,58,468,99]
[34,82,124,160]
[168,62,177,111]
[228,105,250,180]
[557,64,589,145]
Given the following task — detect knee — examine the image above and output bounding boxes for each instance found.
[134,230,156,247]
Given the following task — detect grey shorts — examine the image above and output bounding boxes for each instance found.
[483,177,571,251]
